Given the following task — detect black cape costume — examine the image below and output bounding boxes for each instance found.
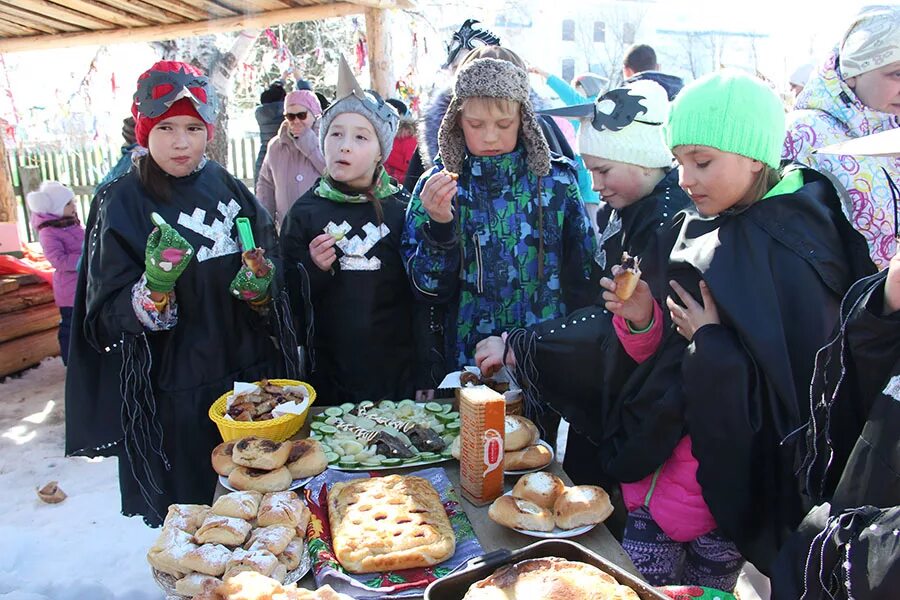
[280,179,419,405]
[65,161,299,526]
[771,269,900,599]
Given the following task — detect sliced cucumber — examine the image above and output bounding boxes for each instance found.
[379,400,397,410]
[311,412,328,422]
[417,451,440,461]
[324,406,344,418]
[424,402,444,413]
[341,440,365,455]
[358,400,375,410]
[431,423,445,434]
[440,448,453,458]
[308,430,322,440]
[441,404,453,413]
[436,411,457,423]
[325,452,340,464]
[324,415,339,426]
[338,458,359,468]
[446,422,460,434]
[318,424,338,435]
[361,457,383,467]
[381,457,403,467]
[397,399,416,408]
[340,402,356,413]
[309,421,324,431]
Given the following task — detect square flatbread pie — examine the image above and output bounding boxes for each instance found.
[327,475,456,574]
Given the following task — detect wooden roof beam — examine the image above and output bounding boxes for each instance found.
[0,3,84,34]
[44,0,149,28]
[12,0,119,30]
[0,2,365,53]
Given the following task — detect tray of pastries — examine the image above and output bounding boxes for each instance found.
[327,474,457,574]
[148,490,312,599]
[309,400,460,470]
[423,539,668,600]
[212,437,328,493]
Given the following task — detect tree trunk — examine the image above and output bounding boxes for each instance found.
[365,9,394,98]
[0,132,16,223]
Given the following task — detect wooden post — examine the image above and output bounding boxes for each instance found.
[365,8,394,99]
[0,132,16,224]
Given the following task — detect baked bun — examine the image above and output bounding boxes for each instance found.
[211,441,238,476]
[174,573,222,597]
[504,415,539,451]
[210,491,262,520]
[488,495,554,532]
[228,466,292,493]
[179,543,232,576]
[278,538,305,570]
[285,439,328,479]
[194,515,252,546]
[147,526,196,577]
[245,524,294,555]
[511,472,565,509]
[553,485,614,530]
[163,504,210,534]
[504,444,552,471]
[232,437,291,471]
[224,548,281,580]
[613,252,642,301]
[257,491,310,535]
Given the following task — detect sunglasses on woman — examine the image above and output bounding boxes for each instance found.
[284,111,308,121]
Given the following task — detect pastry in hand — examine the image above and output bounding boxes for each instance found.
[242,248,271,278]
[613,252,642,301]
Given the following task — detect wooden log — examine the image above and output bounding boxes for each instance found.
[0,303,60,343]
[0,327,59,378]
[365,8,394,99]
[0,278,19,295]
[0,284,54,314]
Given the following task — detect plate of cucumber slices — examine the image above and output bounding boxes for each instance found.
[308,400,460,471]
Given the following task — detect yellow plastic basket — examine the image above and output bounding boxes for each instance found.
[208,379,316,442]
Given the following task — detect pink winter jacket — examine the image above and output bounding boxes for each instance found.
[31,212,84,308]
[613,302,718,542]
[256,121,326,230]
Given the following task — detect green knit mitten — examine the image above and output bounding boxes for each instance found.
[145,212,194,293]
[228,248,274,303]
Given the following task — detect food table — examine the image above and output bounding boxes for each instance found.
[213,404,639,596]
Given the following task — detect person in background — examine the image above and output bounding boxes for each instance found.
[65,61,298,526]
[281,57,420,405]
[528,66,608,232]
[26,181,84,365]
[95,117,138,192]
[787,62,814,99]
[254,80,287,183]
[784,4,900,271]
[384,98,418,184]
[622,43,684,101]
[256,90,326,230]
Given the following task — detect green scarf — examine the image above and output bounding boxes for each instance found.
[315,167,400,203]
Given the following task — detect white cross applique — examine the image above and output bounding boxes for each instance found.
[596,210,622,270]
[885,375,900,402]
[325,220,390,271]
[177,199,241,262]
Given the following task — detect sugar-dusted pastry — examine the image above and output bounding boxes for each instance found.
[210,491,262,520]
[194,514,252,547]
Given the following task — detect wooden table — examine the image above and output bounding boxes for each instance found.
[214,407,639,594]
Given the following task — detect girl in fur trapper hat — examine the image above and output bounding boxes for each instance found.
[402,57,600,384]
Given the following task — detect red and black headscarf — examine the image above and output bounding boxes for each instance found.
[131,61,217,147]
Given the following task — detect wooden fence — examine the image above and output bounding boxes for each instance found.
[5,136,261,243]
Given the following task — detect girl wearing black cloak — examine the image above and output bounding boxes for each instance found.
[65,61,299,526]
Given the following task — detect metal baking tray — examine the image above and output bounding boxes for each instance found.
[424,539,667,600]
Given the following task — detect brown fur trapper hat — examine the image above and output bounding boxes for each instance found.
[438,58,550,176]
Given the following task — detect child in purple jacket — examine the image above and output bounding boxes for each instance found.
[27,181,85,365]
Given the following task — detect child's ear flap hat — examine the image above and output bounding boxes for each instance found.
[318,55,400,159]
[438,57,550,176]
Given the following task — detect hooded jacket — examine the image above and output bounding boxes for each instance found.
[281,170,418,405]
[623,71,684,100]
[256,120,326,230]
[403,149,599,373]
[784,49,900,270]
[31,212,84,307]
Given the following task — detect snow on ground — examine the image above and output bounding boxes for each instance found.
[0,358,161,600]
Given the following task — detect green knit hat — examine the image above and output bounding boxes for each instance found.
[665,70,785,169]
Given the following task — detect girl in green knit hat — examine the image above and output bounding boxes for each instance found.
[598,69,876,586]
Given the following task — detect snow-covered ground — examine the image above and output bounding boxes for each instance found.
[0,359,768,600]
[0,358,161,600]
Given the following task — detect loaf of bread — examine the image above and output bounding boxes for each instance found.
[257,491,310,535]
[245,524,294,555]
[228,466,293,493]
[174,572,222,597]
[194,515,252,547]
[147,526,197,577]
[212,441,238,476]
[553,485,614,530]
[504,444,553,471]
[211,491,262,520]
[511,472,565,509]
[285,439,328,479]
[179,543,232,576]
[163,504,211,534]
[504,415,539,451]
[487,495,554,532]
[232,437,292,470]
